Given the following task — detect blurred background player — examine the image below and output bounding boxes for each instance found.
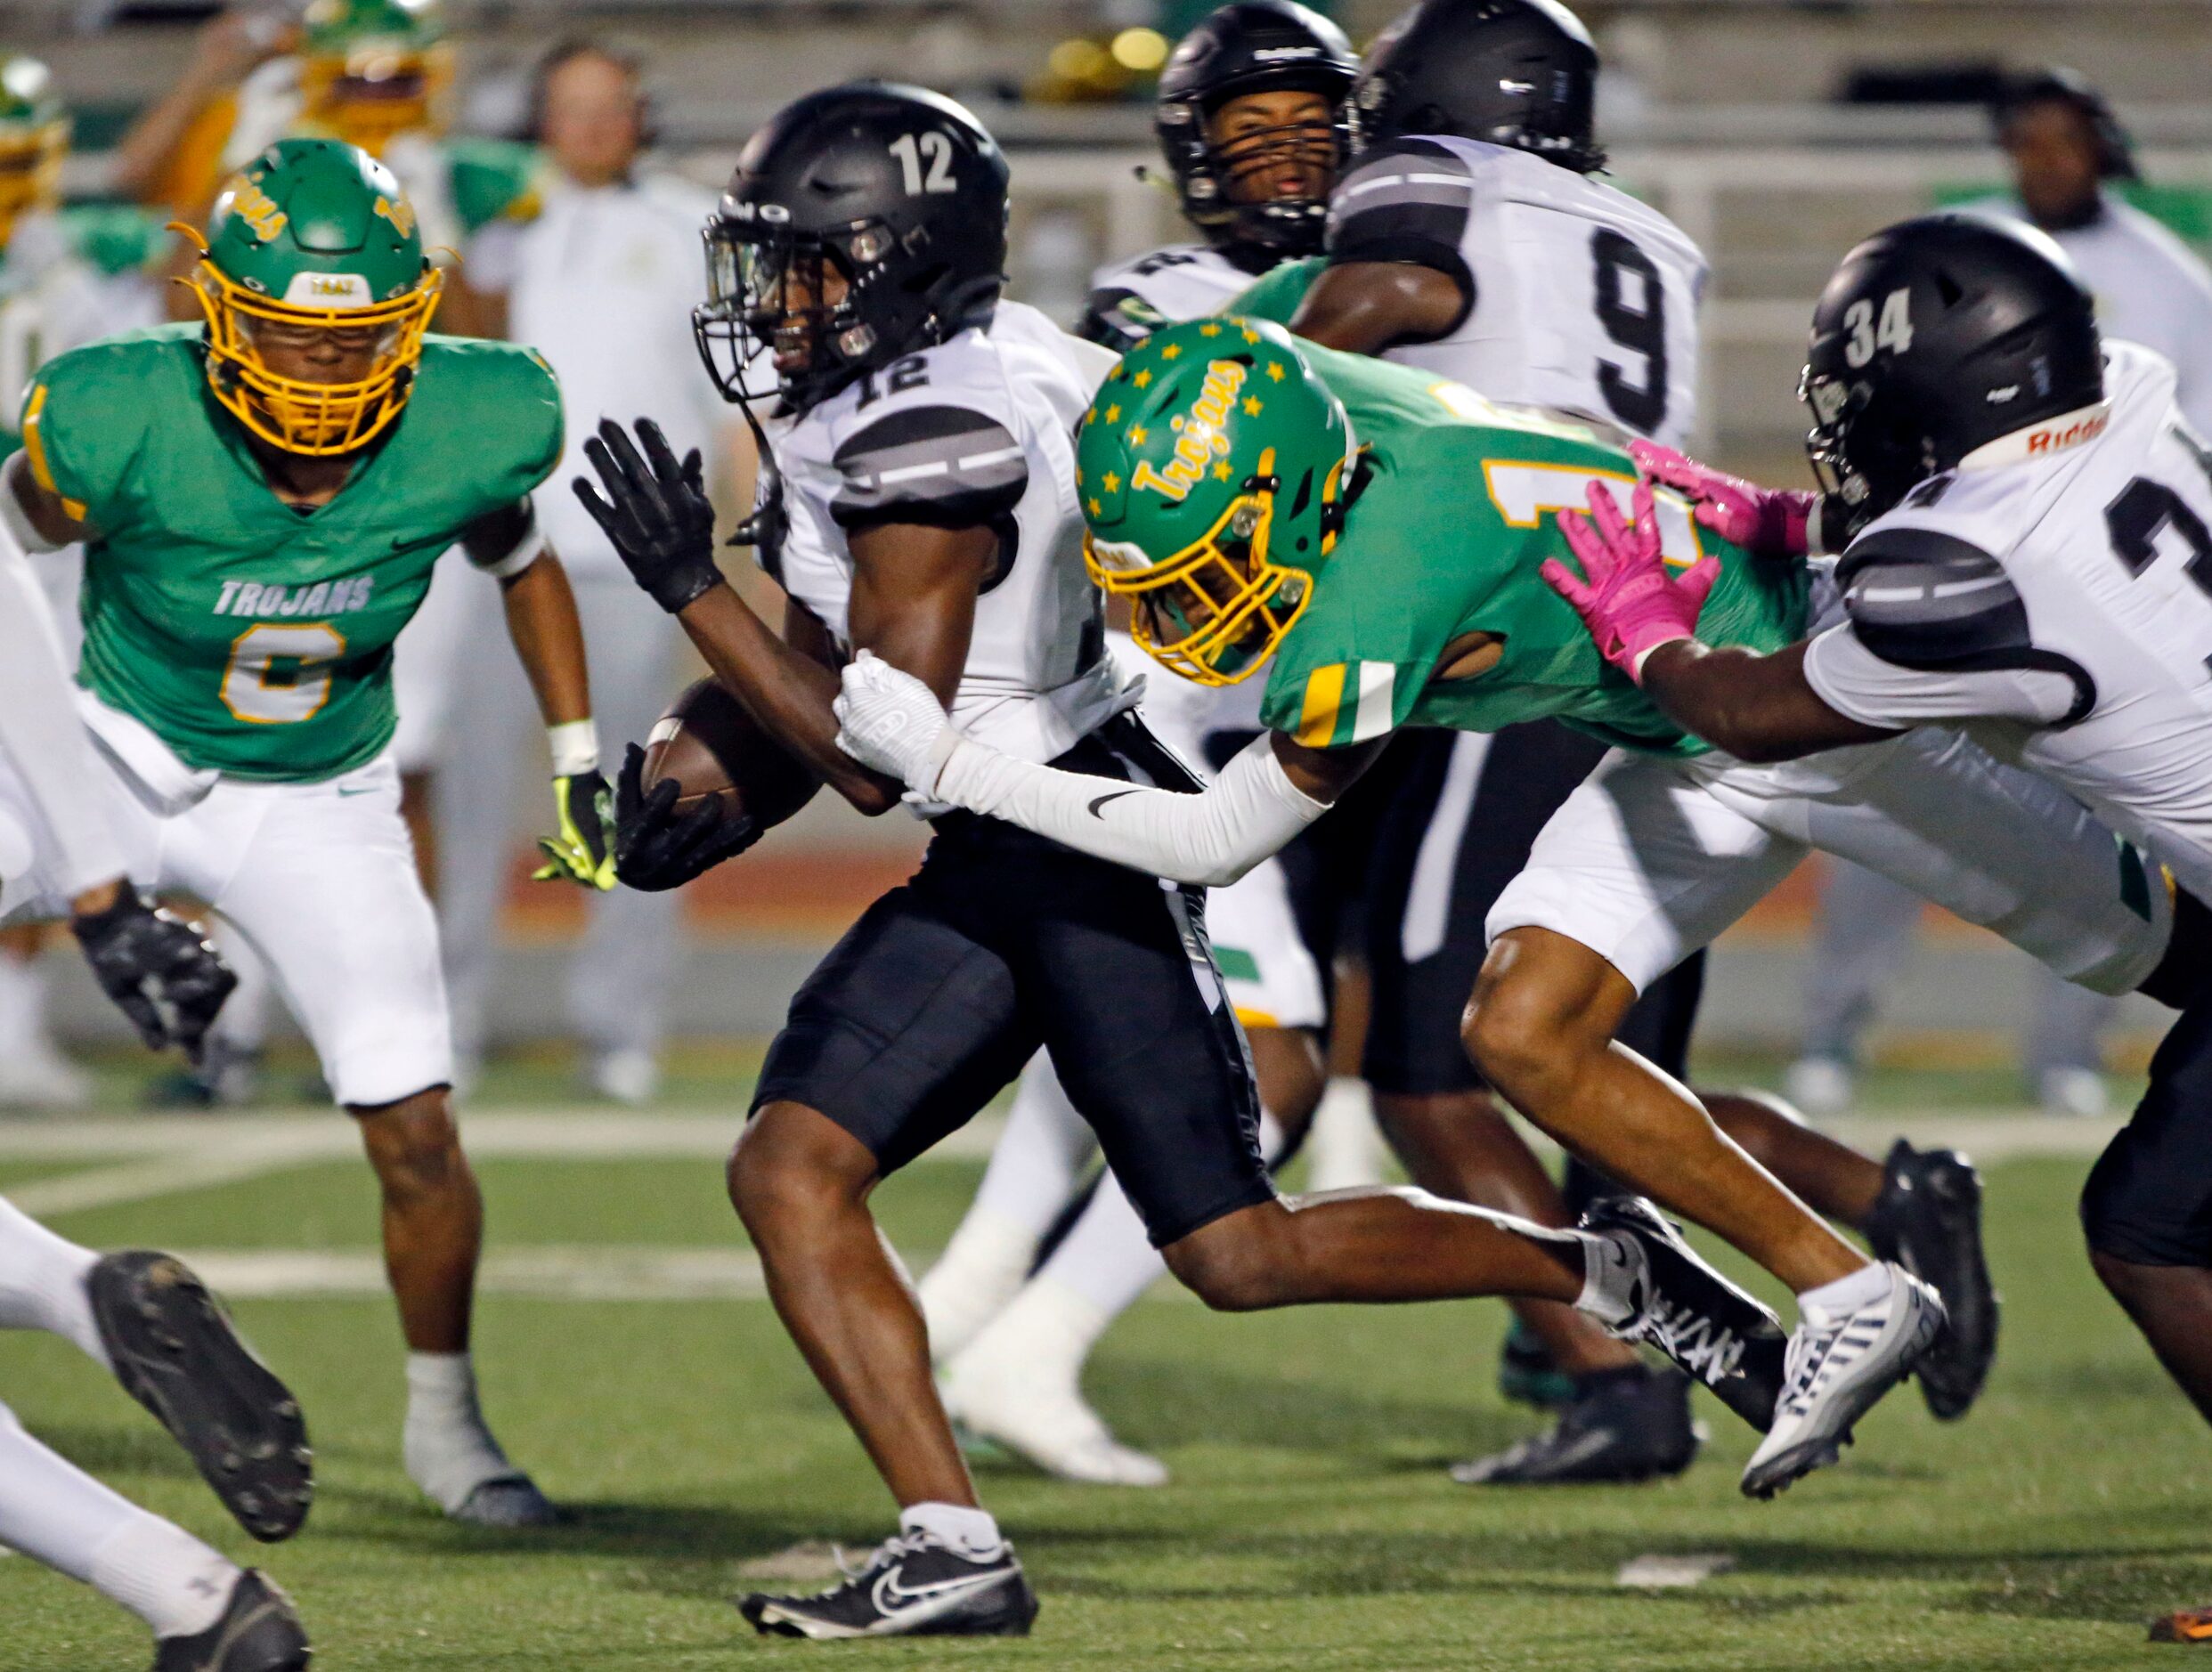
[1785,65,2212,1120]
[110,0,545,1106]
[918,0,1359,1489]
[3,138,608,1525]
[434,37,735,1100]
[0,55,164,1108]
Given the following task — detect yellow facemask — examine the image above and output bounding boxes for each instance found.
[1084,445,1341,686]
[0,119,64,250]
[298,42,453,157]
[175,224,443,456]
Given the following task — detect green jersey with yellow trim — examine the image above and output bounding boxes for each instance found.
[1259,344,1809,756]
[1223,255,1322,329]
[21,322,560,781]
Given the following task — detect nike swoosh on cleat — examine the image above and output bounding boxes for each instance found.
[1087,790,1141,818]
[872,1566,1006,1616]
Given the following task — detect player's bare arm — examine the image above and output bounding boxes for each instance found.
[1288,260,1468,354]
[1637,640,1893,764]
[5,450,90,547]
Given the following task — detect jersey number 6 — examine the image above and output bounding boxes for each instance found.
[222,622,346,726]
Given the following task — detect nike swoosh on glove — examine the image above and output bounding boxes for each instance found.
[834,650,963,794]
[1544,478,1720,685]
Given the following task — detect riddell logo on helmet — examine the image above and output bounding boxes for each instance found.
[1252,45,1320,60]
[1132,360,1248,501]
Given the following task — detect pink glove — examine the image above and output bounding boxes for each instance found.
[1543,479,1720,685]
[1629,440,1817,559]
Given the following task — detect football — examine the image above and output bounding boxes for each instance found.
[638,678,820,834]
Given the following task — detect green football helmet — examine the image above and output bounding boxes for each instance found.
[0,57,66,249]
[179,137,440,455]
[298,0,451,156]
[1079,315,1355,686]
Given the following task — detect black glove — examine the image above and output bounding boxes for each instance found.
[573,418,722,614]
[612,743,760,892]
[71,890,238,1062]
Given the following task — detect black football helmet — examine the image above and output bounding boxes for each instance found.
[1351,0,1602,173]
[694,82,1010,412]
[1801,212,2103,543]
[1154,0,1357,261]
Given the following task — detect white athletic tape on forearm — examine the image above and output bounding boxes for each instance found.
[547,719,599,777]
[933,732,1325,888]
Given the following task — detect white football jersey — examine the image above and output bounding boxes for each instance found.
[766,300,1129,765]
[1081,243,1266,350]
[1326,135,1708,447]
[1805,341,2212,900]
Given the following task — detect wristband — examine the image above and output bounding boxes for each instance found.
[549,718,599,777]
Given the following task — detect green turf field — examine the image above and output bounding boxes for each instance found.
[1,1112,2206,1670]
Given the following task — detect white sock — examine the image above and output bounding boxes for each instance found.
[0,950,45,1055]
[916,1208,1040,1365]
[1799,1261,1894,1317]
[0,1399,236,1638]
[899,1500,1002,1559]
[403,1351,516,1512]
[970,1055,1099,1234]
[0,1197,110,1369]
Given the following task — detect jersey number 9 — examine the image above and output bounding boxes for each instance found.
[1590,230,1668,437]
[222,622,346,726]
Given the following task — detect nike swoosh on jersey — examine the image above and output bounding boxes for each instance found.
[1087,789,1141,818]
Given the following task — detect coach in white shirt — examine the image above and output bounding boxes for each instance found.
[1791,68,2212,1121]
[437,38,733,1102]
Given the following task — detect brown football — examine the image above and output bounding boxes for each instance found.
[638,678,820,834]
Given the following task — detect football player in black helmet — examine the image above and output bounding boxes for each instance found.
[1541,207,2212,1473]
[1079,0,1356,351]
[693,81,1010,414]
[1352,0,1601,172]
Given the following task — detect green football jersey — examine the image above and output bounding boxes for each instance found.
[1224,255,1322,329]
[21,323,561,781]
[1257,344,1809,757]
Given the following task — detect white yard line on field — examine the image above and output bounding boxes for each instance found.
[172,1246,778,1302]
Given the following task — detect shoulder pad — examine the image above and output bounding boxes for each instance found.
[1327,137,1475,290]
[829,403,1029,531]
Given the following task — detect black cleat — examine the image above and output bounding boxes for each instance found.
[1581,1197,1788,1432]
[1863,1140,1997,1421]
[152,1571,309,1672]
[90,1253,312,1543]
[1453,1368,1700,1485]
[1496,1317,1577,1411]
[738,1531,1038,1640]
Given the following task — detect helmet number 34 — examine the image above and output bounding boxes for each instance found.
[1844,288,1915,369]
[888,131,957,195]
[221,622,346,725]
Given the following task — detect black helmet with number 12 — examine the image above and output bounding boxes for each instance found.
[694,82,1010,413]
[1801,211,2103,544]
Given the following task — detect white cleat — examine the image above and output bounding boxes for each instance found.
[1782,1056,1855,1117]
[1742,1263,1943,1499]
[940,1350,1168,1488]
[2038,1066,2109,1119]
[588,1047,661,1107]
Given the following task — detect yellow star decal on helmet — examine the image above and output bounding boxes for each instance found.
[1200,321,1222,337]
[1241,328,1260,344]
[1102,471,1121,492]
[1088,496,1102,516]
[1134,369,1151,387]
[1103,403,1120,423]
[1267,362,1287,382]
[1127,424,1147,444]
[1213,461,1232,480]
[1161,344,1182,360]
[1242,397,1263,416]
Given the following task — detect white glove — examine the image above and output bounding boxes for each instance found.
[834,650,963,793]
